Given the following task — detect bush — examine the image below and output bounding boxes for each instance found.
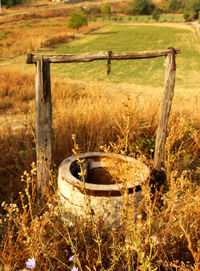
[2,0,24,8]
[100,4,111,15]
[169,0,183,13]
[112,16,118,21]
[128,0,155,15]
[183,10,190,20]
[152,10,160,21]
[184,0,200,20]
[68,12,88,31]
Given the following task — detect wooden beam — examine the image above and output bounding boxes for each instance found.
[35,58,52,195]
[26,47,180,193]
[154,48,176,171]
[26,48,180,64]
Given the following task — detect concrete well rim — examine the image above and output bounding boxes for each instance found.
[58,152,150,196]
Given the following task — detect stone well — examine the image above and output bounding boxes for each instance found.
[57,152,149,228]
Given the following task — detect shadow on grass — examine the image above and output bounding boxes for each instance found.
[85,31,117,35]
[0,128,35,211]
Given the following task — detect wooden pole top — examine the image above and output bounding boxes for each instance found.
[26,48,180,64]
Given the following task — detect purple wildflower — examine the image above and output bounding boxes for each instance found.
[71,267,78,271]
[69,255,75,261]
[26,258,36,269]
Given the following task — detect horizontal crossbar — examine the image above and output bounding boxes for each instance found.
[26,48,180,64]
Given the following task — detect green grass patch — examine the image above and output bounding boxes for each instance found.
[159,14,184,22]
[90,14,184,23]
[52,24,200,88]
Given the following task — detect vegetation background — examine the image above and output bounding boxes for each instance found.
[0,0,200,270]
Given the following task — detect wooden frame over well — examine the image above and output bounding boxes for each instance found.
[26,47,180,194]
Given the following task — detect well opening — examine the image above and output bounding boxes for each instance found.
[69,154,147,186]
[87,168,114,185]
[70,159,115,185]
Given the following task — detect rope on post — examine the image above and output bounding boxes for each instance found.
[107,50,112,75]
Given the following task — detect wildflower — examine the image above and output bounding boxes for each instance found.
[69,221,74,227]
[26,258,36,269]
[69,255,75,261]
[151,235,160,245]
[71,267,78,271]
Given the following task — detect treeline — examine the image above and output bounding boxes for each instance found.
[1,0,200,21]
[81,0,200,22]
[127,0,200,20]
[162,0,200,20]
[1,0,29,8]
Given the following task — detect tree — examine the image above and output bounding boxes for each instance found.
[68,12,88,31]
[128,0,155,15]
[185,0,200,19]
[100,4,111,15]
[2,0,23,8]
[152,9,160,21]
[169,0,183,12]
[184,0,200,20]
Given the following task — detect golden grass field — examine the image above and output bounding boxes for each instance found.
[0,1,200,270]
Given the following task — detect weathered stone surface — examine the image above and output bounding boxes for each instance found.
[58,152,149,228]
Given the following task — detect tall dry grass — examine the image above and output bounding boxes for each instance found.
[0,68,200,194]
[1,2,199,269]
[0,8,104,58]
[0,68,200,270]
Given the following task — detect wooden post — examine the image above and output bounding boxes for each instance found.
[26,48,180,191]
[154,48,176,171]
[35,58,52,195]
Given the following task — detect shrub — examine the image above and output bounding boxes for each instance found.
[183,10,190,20]
[152,10,160,21]
[100,4,111,15]
[112,16,118,21]
[2,0,24,8]
[128,0,155,15]
[169,0,183,13]
[184,0,200,20]
[68,12,88,31]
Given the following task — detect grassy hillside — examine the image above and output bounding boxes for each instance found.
[52,24,200,88]
[2,22,198,90]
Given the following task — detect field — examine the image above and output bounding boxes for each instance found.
[0,2,200,270]
[53,24,200,87]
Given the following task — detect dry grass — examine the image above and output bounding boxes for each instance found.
[0,117,200,270]
[0,4,104,58]
[0,2,200,269]
[0,20,104,57]
[0,67,199,194]
[0,68,200,270]
[0,69,35,112]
